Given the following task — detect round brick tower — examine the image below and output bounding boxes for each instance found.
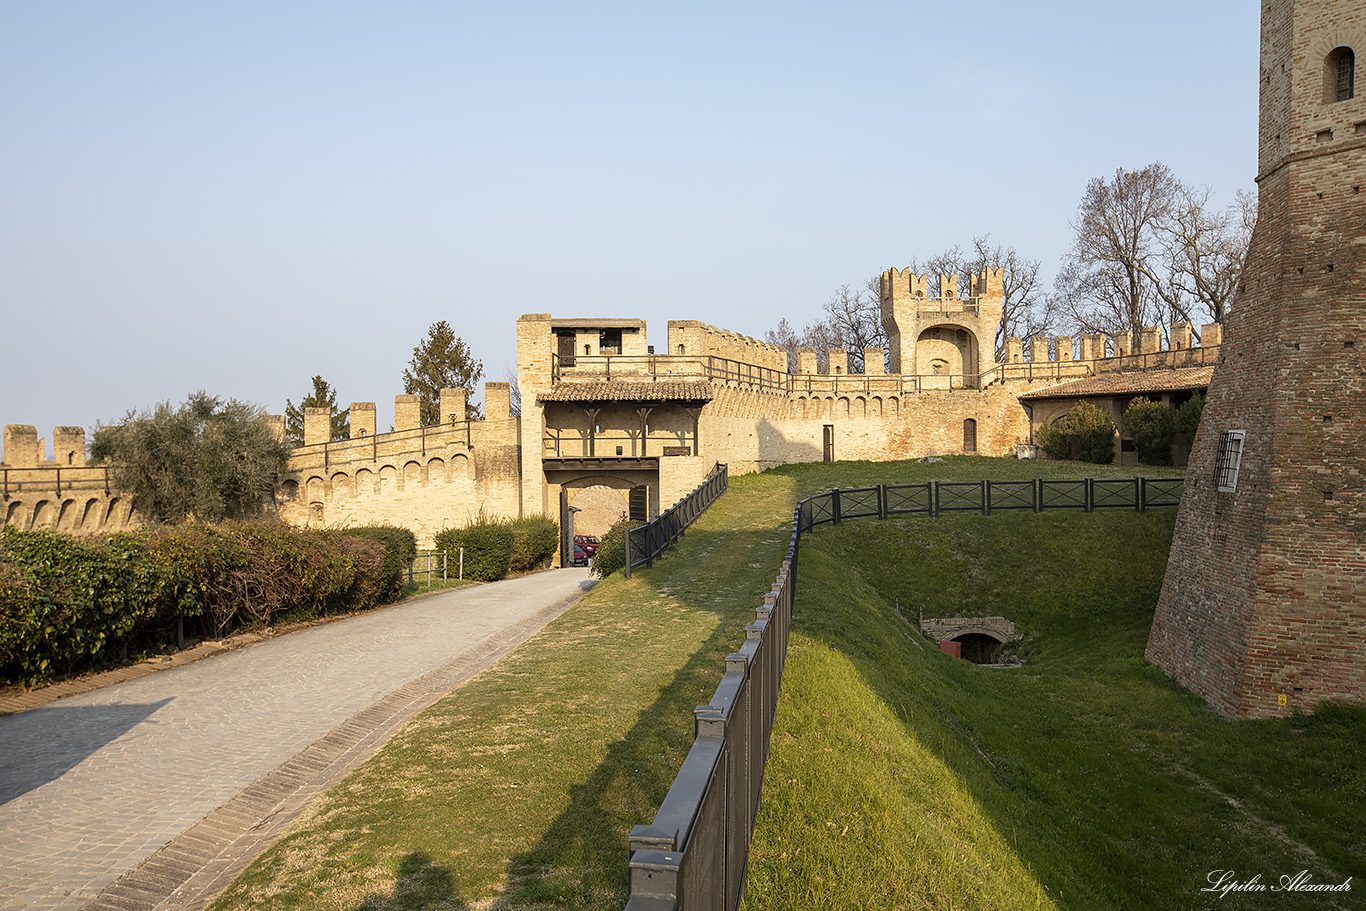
[1146,0,1366,718]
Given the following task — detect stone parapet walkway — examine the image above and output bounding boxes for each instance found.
[0,569,594,911]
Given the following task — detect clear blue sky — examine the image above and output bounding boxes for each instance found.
[1,1,1258,448]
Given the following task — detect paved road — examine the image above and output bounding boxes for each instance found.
[0,568,594,911]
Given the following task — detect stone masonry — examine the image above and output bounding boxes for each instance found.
[1147,0,1366,718]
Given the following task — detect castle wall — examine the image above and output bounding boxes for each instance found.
[2,425,140,536]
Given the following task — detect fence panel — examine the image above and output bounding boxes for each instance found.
[836,486,881,521]
[884,483,933,515]
[1092,477,1141,510]
[1040,479,1089,510]
[807,491,836,528]
[935,481,985,515]
[986,480,1036,512]
[1142,477,1184,508]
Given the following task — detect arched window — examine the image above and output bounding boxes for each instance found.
[678,344,685,355]
[1329,47,1355,102]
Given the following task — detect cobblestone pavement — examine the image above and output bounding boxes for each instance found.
[0,569,594,911]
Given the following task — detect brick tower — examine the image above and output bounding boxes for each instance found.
[1146,0,1366,718]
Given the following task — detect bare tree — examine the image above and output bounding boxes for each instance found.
[1056,162,1253,344]
[764,280,885,373]
[1055,162,1179,339]
[1145,186,1255,340]
[963,235,1052,359]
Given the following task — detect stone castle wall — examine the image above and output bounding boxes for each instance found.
[1147,0,1366,718]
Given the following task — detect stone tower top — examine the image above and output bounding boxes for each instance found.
[1258,0,1366,178]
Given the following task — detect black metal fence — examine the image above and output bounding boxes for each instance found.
[624,472,1185,909]
[797,477,1184,529]
[624,464,729,579]
[625,504,798,911]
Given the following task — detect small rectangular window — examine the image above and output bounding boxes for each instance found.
[1214,430,1246,492]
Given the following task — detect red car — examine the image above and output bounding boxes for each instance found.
[572,535,600,567]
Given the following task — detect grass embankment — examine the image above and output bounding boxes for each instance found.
[743,463,1366,910]
[208,470,798,911]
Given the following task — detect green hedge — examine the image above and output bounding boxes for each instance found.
[0,521,400,687]
[590,519,631,579]
[435,520,515,582]
[435,514,560,581]
[1037,401,1117,464]
[509,516,558,573]
[342,525,418,591]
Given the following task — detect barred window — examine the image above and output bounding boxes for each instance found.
[1214,430,1246,492]
[1330,47,1355,102]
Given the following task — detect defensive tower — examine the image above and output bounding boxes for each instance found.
[1147,0,1366,717]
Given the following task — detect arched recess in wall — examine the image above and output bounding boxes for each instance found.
[4,500,22,528]
[57,499,77,531]
[427,457,445,483]
[81,498,102,530]
[379,465,398,492]
[854,396,866,418]
[330,472,352,499]
[280,479,300,502]
[450,452,472,479]
[915,323,979,380]
[404,460,423,488]
[306,476,326,503]
[871,396,883,418]
[838,397,850,418]
[888,397,899,417]
[355,468,375,494]
[104,497,122,527]
[309,502,325,525]
[30,500,53,530]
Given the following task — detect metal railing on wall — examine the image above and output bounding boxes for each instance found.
[624,472,1185,909]
[1,466,112,499]
[797,477,1184,528]
[624,463,729,579]
[625,499,798,911]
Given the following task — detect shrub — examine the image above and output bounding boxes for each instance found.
[1067,401,1118,464]
[435,516,515,582]
[1035,401,1116,464]
[342,525,418,594]
[1036,418,1072,461]
[591,519,632,579]
[0,521,400,687]
[1175,393,1205,451]
[1124,397,1175,465]
[508,516,558,573]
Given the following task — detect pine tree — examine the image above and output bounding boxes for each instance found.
[284,376,349,446]
[403,321,484,424]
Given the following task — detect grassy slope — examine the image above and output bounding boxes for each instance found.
[743,464,1366,911]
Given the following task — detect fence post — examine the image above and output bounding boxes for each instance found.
[832,488,842,524]
[443,550,448,583]
[459,546,464,580]
[984,480,991,515]
[1135,477,1143,512]
[933,481,940,518]
[1085,478,1094,513]
[878,484,887,520]
[624,529,633,579]
[1034,478,1041,513]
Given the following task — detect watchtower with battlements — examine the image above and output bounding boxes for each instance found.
[1147,0,1366,718]
[879,267,1004,387]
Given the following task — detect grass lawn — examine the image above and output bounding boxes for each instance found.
[205,456,1362,910]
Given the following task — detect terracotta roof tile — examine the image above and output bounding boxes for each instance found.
[537,381,714,404]
[1017,366,1215,400]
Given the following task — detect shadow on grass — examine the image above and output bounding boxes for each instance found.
[349,851,469,911]
[497,525,788,909]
